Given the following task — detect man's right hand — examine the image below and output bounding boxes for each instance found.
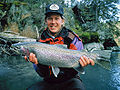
[24,53,38,65]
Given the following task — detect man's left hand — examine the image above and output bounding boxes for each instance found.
[79,56,95,67]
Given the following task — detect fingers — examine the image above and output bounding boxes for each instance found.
[79,56,87,67]
[29,53,38,64]
[89,59,95,66]
[83,56,90,64]
[79,56,95,67]
[24,56,28,61]
[29,53,35,62]
[24,53,38,64]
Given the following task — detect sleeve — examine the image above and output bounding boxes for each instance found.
[33,62,50,77]
[69,36,84,50]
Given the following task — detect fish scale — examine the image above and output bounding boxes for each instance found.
[12,42,112,74]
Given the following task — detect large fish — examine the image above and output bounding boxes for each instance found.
[12,42,112,77]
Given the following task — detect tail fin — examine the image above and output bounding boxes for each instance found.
[93,50,112,70]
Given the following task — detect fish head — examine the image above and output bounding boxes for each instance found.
[20,46,30,56]
[11,44,29,56]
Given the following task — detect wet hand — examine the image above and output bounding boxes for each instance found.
[79,56,95,67]
[24,53,38,64]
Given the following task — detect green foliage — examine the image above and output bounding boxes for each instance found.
[0,0,119,42]
[90,32,100,42]
[0,10,6,19]
[80,32,91,44]
[73,0,120,41]
[80,31,100,44]
[0,0,65,31]
[71,20,83,35]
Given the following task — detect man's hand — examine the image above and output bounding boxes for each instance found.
[24,53,38,64]
[79,56,95,67]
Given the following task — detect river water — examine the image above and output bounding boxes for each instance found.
[0,51,120,90]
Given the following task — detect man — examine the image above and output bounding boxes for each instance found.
[26,3,94,90]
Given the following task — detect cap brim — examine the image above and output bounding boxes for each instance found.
[45,11,63,15]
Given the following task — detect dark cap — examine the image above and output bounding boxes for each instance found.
[45,4,64,15]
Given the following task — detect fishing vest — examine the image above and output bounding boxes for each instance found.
[36,27,82,82]
[37,27,82,50]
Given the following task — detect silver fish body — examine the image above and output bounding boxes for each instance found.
[12,42,112,76]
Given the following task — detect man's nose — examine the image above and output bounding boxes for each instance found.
[51,19,56,23]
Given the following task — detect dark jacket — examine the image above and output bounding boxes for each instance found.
[33,27,83,83]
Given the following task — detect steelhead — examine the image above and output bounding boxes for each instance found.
[12,42,112,77]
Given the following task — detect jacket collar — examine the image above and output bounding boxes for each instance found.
[44,27,69,39]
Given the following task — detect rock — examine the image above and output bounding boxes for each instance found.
[0,32,36,43]
[112,46,120,52]
[103,38,118,50]
[113,35,120,46]
[84,42,104,52]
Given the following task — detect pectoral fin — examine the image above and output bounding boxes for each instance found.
[51,66,60,77]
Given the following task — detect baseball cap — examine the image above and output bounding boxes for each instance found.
[45,4,64,15]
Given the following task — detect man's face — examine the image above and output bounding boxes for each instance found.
[45,14,64,34]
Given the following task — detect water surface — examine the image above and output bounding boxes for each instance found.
[0,52,120,90]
